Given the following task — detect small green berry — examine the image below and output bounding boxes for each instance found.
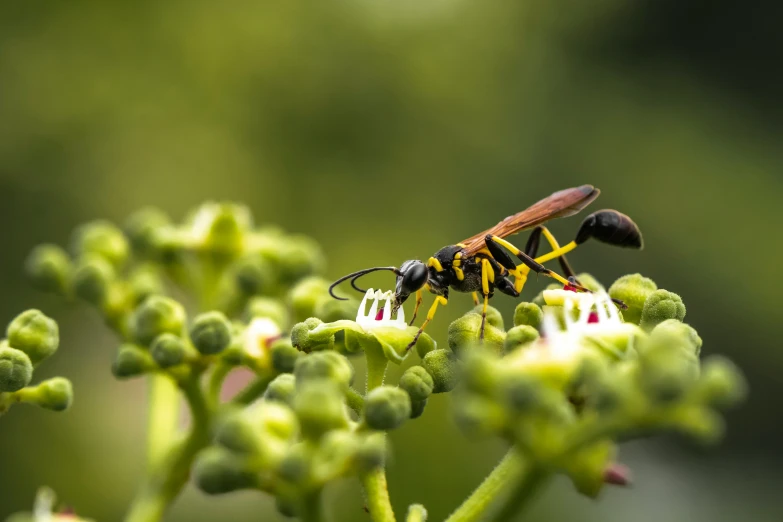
[504,325,539,353]
[293,380,349,439]
[293,351,353,388]
[265,374,297,405]
[448,313,504,354]
[25,244,72,294]
[123,207,170,256]
[150,333,187,368]
[355,433,387,472]
[650,319,702,356]
[130,296,186,346]
[289,277,330,323]
[422,349,459,394]
[513,302,543,329]
[246,297,289,329]
[470,305,504,330]
[71,220,129,267]
[364,386,411,431]
[398,366,434,402]
[72,256,115,305]
[699,356,747,409]
[190,311,232,355]
[609,274,658,325]
[270,339,300,374]
[640,290,686,331]
[26,377,73,411]
[112,344,155,379]
[193,447,257,495]
[234,255,274,295]
[410,399,427,419]
[7,309,60,365]
[0,346,33,392]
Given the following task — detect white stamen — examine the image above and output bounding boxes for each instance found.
[355,288,407,330]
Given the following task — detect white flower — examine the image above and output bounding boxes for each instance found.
[355,289,407,331]
[244,317,282,364]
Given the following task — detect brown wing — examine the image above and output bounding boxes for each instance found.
[460,185,600,256]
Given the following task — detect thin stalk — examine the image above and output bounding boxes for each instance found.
[444,449,526,522]
[231,372,275,405]
[362,467,396,522]
[145,375,180,471]
[489,466,550,522]
[345,387,365,414]
[300,490,325,522]
[125,376,211,522]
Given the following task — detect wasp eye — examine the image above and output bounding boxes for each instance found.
[401,262,428,293]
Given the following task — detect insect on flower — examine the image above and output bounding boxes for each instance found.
[329,186,643,351]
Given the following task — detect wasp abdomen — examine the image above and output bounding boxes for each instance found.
[575,210,643,249]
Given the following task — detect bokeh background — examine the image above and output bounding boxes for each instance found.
[1,1,782,520]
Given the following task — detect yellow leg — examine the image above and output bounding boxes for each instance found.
[479,258,494,341]
[472,292,480,306]
[405,295,448,351]
[409,289,423,326]
[488,235,584,291]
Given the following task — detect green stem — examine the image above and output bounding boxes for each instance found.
[444,449,526,522]
[301,490,325,522]
[207,363,231,408]
[125,375,211,522]
[231,372,275,405]
[362,466,396,522]
[146,375,180,471]
[490,466,550,522]
[360,346,395,521]
[345,387,365,414]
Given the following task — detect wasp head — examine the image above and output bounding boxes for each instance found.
[393,260,429,313]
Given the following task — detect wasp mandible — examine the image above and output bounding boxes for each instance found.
[329,185,643,349]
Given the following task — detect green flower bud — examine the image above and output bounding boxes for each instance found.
[650,319,702,356]
[265,374,297,405]
[294,351,353,388]
[640,290,686,331]
[291,318,334,352]
[271,339,300,374]
[131,296,186,346]
[364,386,411,431]
[293,379,349,439]
[410,399,427,419]
[470,305,504,330]
[189,202,252,255]
[314,430,360,480]
[513,302,543,329]
[0,346,33,392]
[277,443,312,484]
[414,331,437,359]
[71,220,129,268]
[72,256,115,305]
[277,235,326,283]
[422,349,459,394]
[289,277,330,323]
[124,207,170,255]
[112,344,156,379]
[355,433,387,472]
[448,313,505,354]
[504,325,540,353]
[32,377,73,411]
[128,267,165,305]
[500,375,542,413]
[315,298,358,323]
[233,255,275,295]
[454,395,506,438]
[246,297,289,329]
[189,311,232,355]
[7,309,60,365]
[608,274,658,325]
[406,505,428,522]
[193,446,258,495]
[150,333,187,368]
[275,497,298,518]
[25,244,72,294]
[698,356,747,409]
[398,366,434,402]
[637,335,699,403]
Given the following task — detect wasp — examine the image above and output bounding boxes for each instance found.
[329,185,643,349]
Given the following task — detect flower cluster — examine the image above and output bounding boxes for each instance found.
[0,310,72,415]
[453,274,745,499]
[14,201,747,522]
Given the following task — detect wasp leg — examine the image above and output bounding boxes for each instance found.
[525,226,577,280]
[472,292,480,306]
[408,289,424,326]
[405,294,448,352]
[485,235,586,292]
[479,258,497,341]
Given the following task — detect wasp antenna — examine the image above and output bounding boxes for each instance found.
[328,266,400,300]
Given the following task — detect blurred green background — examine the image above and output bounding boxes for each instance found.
[1,1,782,520]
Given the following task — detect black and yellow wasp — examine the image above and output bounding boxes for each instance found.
[329,185,643,348]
